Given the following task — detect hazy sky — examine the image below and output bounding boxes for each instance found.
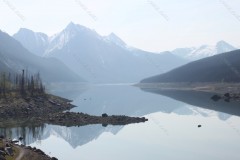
[1,0,240,52]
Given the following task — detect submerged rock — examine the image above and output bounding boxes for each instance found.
[224,93,230,98]
[211,95,221,101]
[102,123,108,127]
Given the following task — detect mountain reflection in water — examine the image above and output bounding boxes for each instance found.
[0,84,239,151]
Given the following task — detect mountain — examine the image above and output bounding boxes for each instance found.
[0,30,83,82]
[13,22,187,83]
[141,49,240,83]
[172,41,237,61]
[13,28,49,57]
[103,32,128,49]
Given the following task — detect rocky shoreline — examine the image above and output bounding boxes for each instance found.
[0,94,74,119]
[0,94,147,127]
[0,112,147,129]
[43,112,147,127]
[0,93,148,159]
[137,83,240,102]
[0,136,57,160]
[136,82,240,94]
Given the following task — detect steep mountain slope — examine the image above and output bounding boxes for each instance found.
[13,22,187,83]
[141,49,240,83]
[0,30,83,82]
[13,28,49,57]
[172,41,237,61]
[103,32,128,49]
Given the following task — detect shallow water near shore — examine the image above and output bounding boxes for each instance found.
[1,84,240,160]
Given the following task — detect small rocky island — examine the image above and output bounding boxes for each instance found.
[0,71,147,159]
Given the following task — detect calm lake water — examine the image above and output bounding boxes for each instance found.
[1,84,240,160]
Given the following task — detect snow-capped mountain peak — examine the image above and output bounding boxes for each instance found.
[11,22,188,83]
[108,33,123,41]
[105,33,126,47]
[64,22,91,34]
[45,22,102,55]
[103,32,135,51]
[66,21,78,30]
[216,40,230,47]
[216,40,235,53]
[188,45,216,58]
[172,41,237,61]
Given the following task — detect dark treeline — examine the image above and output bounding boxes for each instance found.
[0,69,45,97]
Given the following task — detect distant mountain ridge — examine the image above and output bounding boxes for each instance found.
[0,30,84,82]
[172,41,237,61]
[141,49,240,83]
[13,28,49,57]
[13,22,187,83]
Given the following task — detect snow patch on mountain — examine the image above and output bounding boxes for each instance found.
[103,32,137,51]
[104,33,126,47]
[45,22,102,56]
[172,41,237,61]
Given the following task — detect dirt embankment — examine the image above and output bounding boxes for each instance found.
[0,137,57,160]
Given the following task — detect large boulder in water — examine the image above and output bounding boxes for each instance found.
[224,93,230,98]
[102,113,108,117]
[211,95,221,101]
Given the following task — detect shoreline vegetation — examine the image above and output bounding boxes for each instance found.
[0,71,147,159]
[0,70,45,97]
[136,82,240,94]
[136,82,240,103]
